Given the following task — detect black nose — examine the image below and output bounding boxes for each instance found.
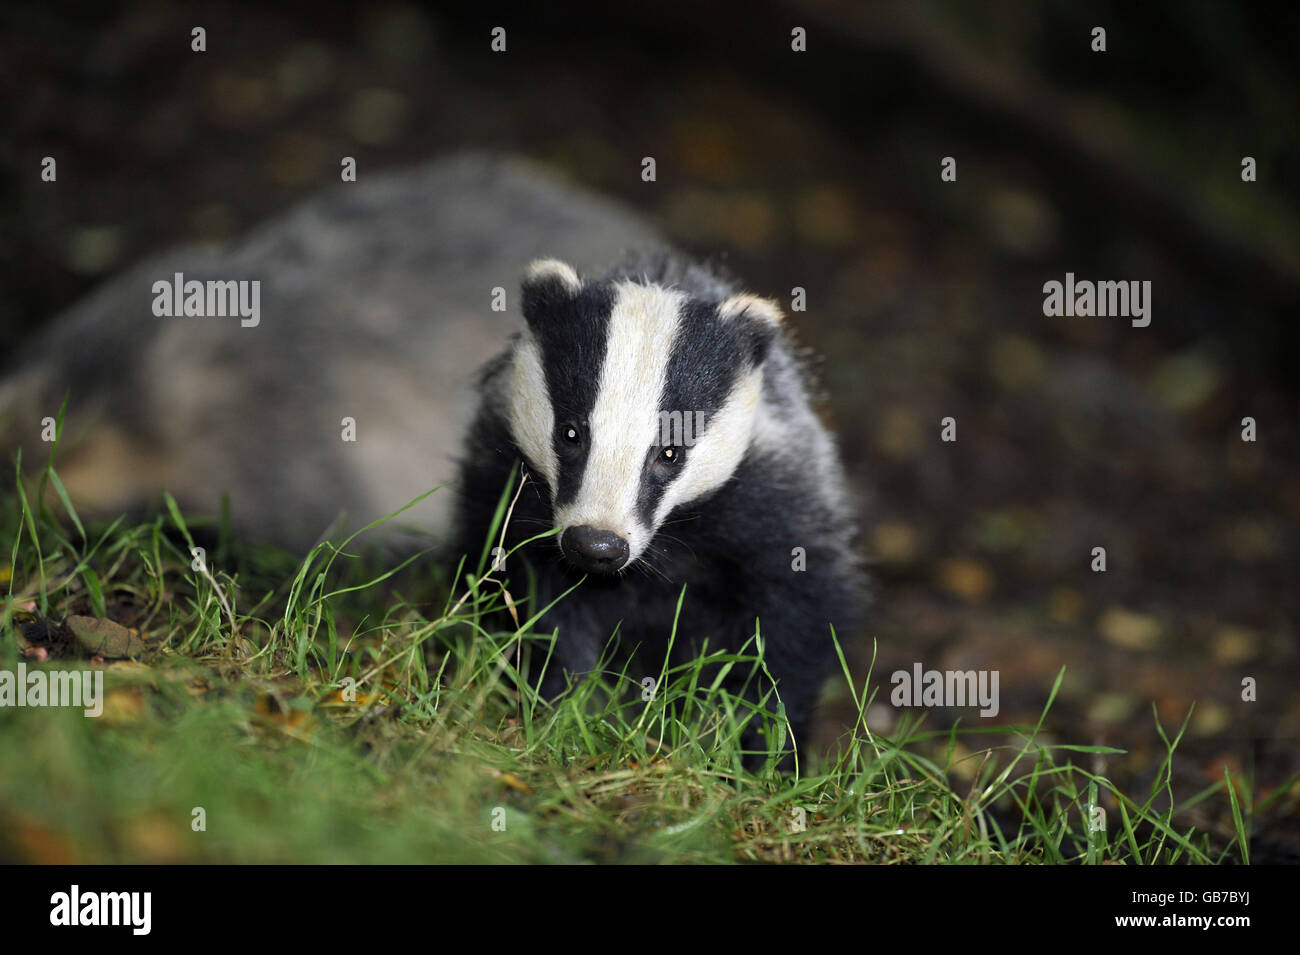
[561,525,629,574]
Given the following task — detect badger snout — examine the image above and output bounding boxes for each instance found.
[561,525,630,574]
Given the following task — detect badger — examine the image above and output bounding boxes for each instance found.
[0,153,865,765]
[452,255,865,765]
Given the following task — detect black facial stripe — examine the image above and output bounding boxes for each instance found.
[635,300,751,527]
[534,283,615,507]
[658,300,749,428]
[637,458,669,528]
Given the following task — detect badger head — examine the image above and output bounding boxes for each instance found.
[507,258,781,576]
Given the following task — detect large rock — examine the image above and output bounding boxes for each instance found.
[0,154,665,551]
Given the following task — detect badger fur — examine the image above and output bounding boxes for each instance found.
[453,255,864,765]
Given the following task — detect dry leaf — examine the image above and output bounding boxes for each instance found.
[502,587,520,629]
[5,813,81,864]
[487,768,532,794]
[1097,607,1161,651]
[937,558,994,602]
[66,615,147,659]
[100,687,146,725]
[252,693,316,737]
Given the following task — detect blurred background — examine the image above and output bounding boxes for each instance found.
[2,1,1297,857]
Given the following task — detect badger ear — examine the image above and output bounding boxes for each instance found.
[718,293,783,365]
[522,259,581,327]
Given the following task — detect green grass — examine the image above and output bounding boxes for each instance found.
[0,449,1269,864]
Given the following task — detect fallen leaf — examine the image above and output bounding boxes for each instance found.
[487,768,532,794]
[252,693,316,737]
[100,687,146,724]
[872,521,919,563]
[1149,350,1221,413]
[321,687,382,707]
[66,615,147,659]
[1087,691,1140,725]
[937,558,994,602]
[1212,626,1260,664]
[124,811,190,863]
[1192,703,1231,736]
[5,813,81,864]
[1049,587,1084,624]
[1097,607,1161,651]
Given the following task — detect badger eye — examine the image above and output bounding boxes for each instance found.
[648,444,685,483]
[561,422,583,444]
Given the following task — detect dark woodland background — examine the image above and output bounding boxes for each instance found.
[1,1,1297,857]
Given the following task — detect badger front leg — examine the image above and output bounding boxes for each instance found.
[725,651,825,772]
[528,590,610,701]
[727,577,844,771]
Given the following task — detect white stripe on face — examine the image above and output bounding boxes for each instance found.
[553,282,685,559]
[653,365,763,526]
[507,331,559,492]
